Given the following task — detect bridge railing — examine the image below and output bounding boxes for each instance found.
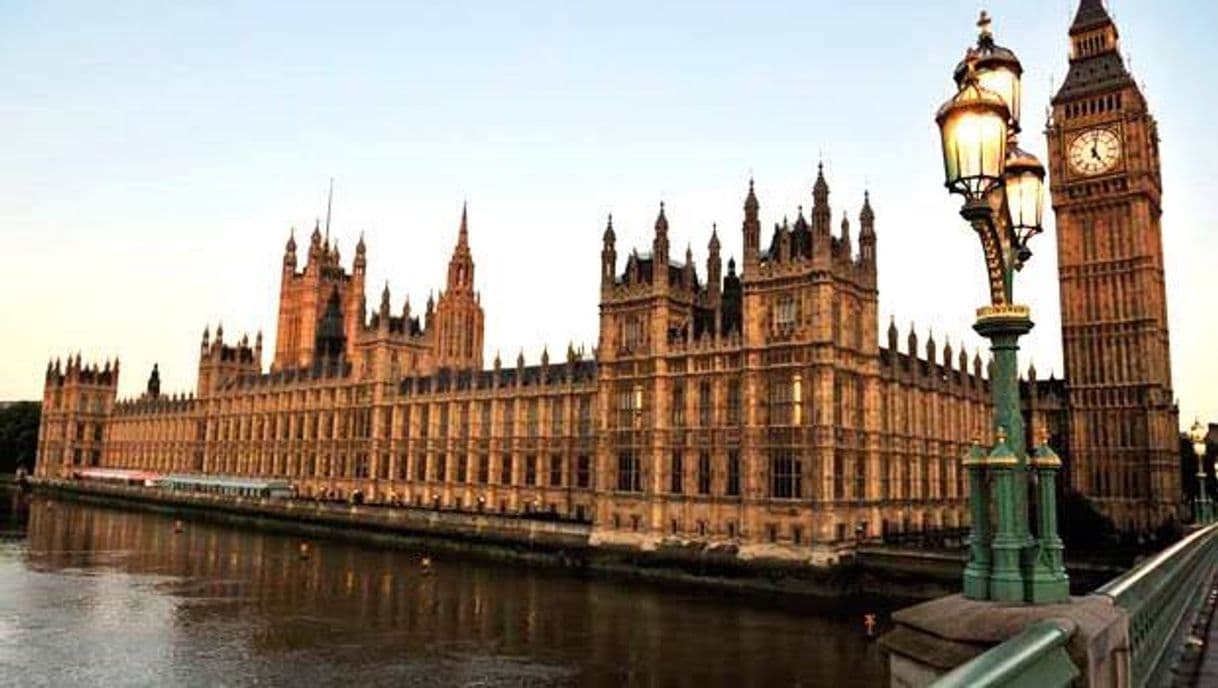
[929,522,1218,688]
[931,620,1079,688]
[1096,522,1218,686]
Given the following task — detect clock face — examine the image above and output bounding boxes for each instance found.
[1068,128,1122,176]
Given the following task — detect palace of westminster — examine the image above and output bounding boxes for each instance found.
[34,2,1182,563]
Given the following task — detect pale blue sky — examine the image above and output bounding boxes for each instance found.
[2,1,1215,426]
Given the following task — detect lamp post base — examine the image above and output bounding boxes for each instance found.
[1025,558,1070,605]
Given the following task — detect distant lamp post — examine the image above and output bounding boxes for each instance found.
[1189,419,1211,524]
[936,11,1068,605]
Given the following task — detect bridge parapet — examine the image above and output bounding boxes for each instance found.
[884,523,1218,687]
[1095,523,1218,686]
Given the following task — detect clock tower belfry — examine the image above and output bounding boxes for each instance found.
[1047,0,1179,531]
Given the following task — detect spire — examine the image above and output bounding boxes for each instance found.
[446,203,475,291]
[1071,0,1113,35]
[311,218,322,247]
[887,316,898,350]
[146,363,161,398]
[602,213,617,287]
[812,161,831,236]
[655,201,668,237]
[458,201,469,247]
[324,177,334,244]
[860,190,875,228]
[859,191,876,266]
[813,161,829,204]
[653,202,670,279]
[1057,0,1128,101]
[709,224,720,252]
[743,177,761,265]
[380,281,391,319]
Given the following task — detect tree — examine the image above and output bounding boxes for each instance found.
[0,402,41,474]
[1057,488,1118,551]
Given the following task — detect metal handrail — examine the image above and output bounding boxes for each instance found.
[1095,522,1218,686]
[931,620,1079,688]
[1096,523,1218,598]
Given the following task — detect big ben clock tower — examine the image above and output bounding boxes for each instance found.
[1047,0,1179,531]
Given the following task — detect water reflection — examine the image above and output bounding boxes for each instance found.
[1,491,888,687]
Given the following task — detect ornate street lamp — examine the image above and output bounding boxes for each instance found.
[936,11,1068,604]
[1188,419,1211,524]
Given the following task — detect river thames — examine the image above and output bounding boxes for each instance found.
[0,488,892,687]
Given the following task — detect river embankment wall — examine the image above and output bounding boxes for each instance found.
[33,479,1118,602]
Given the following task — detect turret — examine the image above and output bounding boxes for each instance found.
[707,226,722,297]
[743,179,760,267]
[379,281,392,324]
[839,213,852,261]
[146,363,161,398]
[309,219,323,262]
[887,316,898,352]
[354,232,367,275]
[35,353,119,479]
[284,228,297,272]
[653,202,670,286]
[683,244,694,287]
[859,191,876,265]
[812,162,831,237]
[601,214,617,288]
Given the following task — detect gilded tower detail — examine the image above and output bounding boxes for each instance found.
[1046,0,1179,529]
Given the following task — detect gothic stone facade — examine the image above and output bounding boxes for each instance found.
[36,171,1001,566]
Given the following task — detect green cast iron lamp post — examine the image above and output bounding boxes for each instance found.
[935,11,1069,604]
[1188,419,1211,524]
